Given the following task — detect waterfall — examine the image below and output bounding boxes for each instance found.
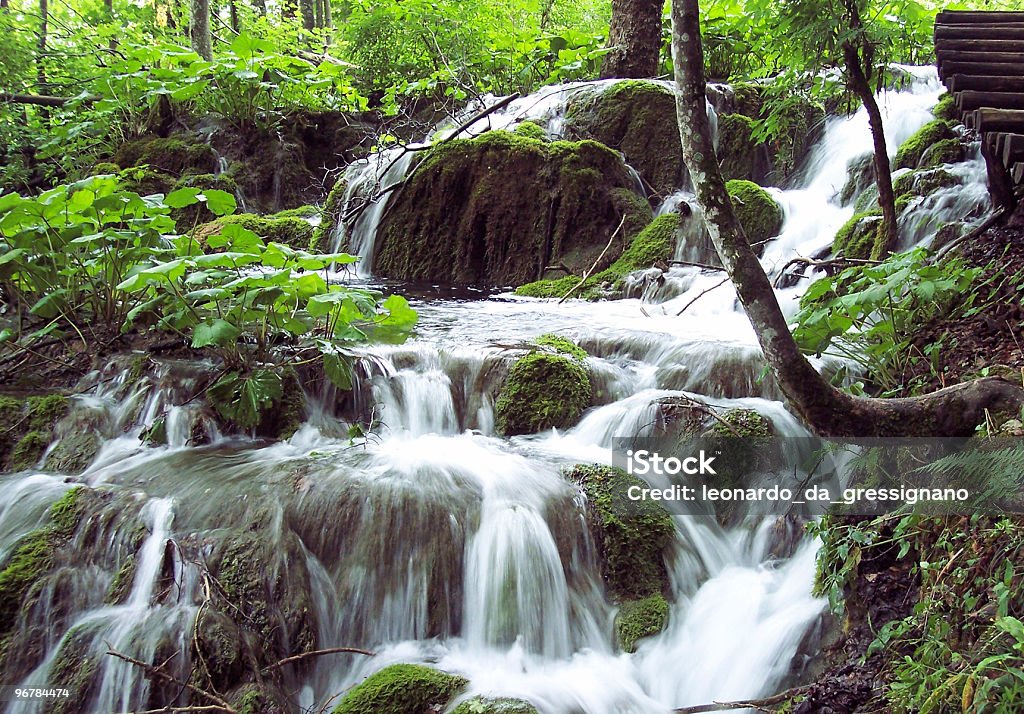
[1,67,991,714]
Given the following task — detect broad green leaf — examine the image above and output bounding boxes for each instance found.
[192,319,242,348]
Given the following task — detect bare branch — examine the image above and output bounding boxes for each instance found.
[559,216,627,303]
[261,646,376,673]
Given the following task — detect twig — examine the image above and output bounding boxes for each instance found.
[673,684,812,713]
[773,254,881,288]
[558,216,626,303]
[658,394,743,438]
[104,649,237,713]
[675,276,730,316]
[261,646,375,673]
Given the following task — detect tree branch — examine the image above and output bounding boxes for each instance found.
[104,649,236,713]
[558,216,626,303]
[673,684,811,713]
[260,646,375,673]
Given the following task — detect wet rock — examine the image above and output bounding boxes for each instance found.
[832,212,882,260]
[495,342,592,436]
[113,135,218,176]
[194,213,315,251]
[332,663,468,714]
[451,696,539,713]
[726,179,784,250]
[193,610,245,693]
[894,119,957,170]
[1,393,70,471]
[374,130,652,287]
[615,593,669,653]
[839,152,875,207]
[563,80,685,196]
[311,177,347,253]
[717,113,771,184]
[43,431,101,474]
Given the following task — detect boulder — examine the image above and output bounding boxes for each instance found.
[332,663,467,714]
[374,130,652,286]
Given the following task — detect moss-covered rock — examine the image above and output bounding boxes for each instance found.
[710,408,772,438]
[839,152,875,206]
[892,168,958,200]
[725,179,784,247]
[195,213,315,250]
[118,165,177,197]
[1,393,70,471]
[91,162,121,175]
[272,204,319,219]
[374,130,652,287]
[47,624,99,714]
[919,138,967,169]
[615,593,669,653]
[717,113,769,183]
[452,697,539,714]
[0,487,89,640]
[932,93,958,122]
[894,120,957,170]
[114,135,218,176]
[533,334,588,362]
[567,464,674,601]
[514,213,678,299]
[832,211,882,260]
[563,80,684,196]
[514,121,548,141]
[495,351,591,436]
[43,432,101,474]
[332,663,467,714]
[312,177,347,253]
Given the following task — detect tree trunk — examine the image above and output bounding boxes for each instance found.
[37,0,48,94]
[669,0,1024,437]
[298,0,314,29]
[601,0,664,79]
[190,0,211,60]
[229,0,238,33]
[253,0,267,17]
[322,0,331,28]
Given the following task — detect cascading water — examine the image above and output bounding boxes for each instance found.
[0,67,995,714]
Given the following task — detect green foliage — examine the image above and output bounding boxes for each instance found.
[494,352,591,435]
[332,663,467,714]
[567,464,674,601]
[793,248,981,394]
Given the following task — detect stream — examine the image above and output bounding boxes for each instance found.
[0,67,991,713]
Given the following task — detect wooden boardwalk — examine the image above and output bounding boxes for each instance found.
[935,9,1024,210]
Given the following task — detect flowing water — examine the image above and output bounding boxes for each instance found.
[0,68,992,713]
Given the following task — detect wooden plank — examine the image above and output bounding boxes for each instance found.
[1012,162,1023,184]
[939,61,1024,80]
[1002,134,1024,167]
[936,11,1024,24]
[949,74,1024,93]
[936,39,1024,53]
[935,50,1024,64]
[955,90,1024,112]
[975,108,1024,133]
[935,25,1024,41]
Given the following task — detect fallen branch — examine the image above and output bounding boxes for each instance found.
[934,206,1007,258]
[773,254,881,288]
[115,707,229,714]
[657,394,743,438]
[1,91,99,107]
[673,684,811,713]
[104,649,236,713]
[675,276,730,316]
[261,646,376,673]
[669,259,727,272]
[558,216,626,303]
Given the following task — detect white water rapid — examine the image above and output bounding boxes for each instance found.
[0,67,994,714]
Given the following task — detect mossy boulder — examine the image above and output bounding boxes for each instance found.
[514,213,677,299]
[194,214,315,251]
[832,211,882,260]
[725,179,784,248]
[567,464,674,601]
[452,697,539,714]
[494,344,591,435]
[717,113,770,183]
[892,168,958,201]
[90,162,121,175]
[932,93,958,122]
[44,432,101,474]
[919,138,967,169]
[615,593,669,653]
[839,152,875,206]
[1,393,71,471]
[332,663,467,714]
[514,121,548,141]
[374,130,652,286]
[118,165,177,197]
[0,487,90,641]
[563,80,684,195]
[894,120,957,170]
[113,135,217,176]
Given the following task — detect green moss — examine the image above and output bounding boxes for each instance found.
[10,431,49,471]
[893,168,958,203]
[118,165,176,196]
[919,138,966,169]
[114,136,217,176]
[272,204,319,219]
[894,120,957,170]
[48,625,98,714]
[711,408,772,438]
[44,432,100,473]
[725,179,784,246]
[451,697,539,714]
[567,464,674,600]
[26,394,69,431]
[616,593,669,653]
[235,687,274,714]
[534,334,587,362]
[514,121,547,141]
[105,555,136,604]
[514,214,677,299]
[0,487,87,639]
[839,152,875,206]
[312,177,348,253]
[932,93,958,122]
[91,162,121,175]
[495,352,591,435]
[717,113,762,182]
[376,130,651,286]
[563,80,683,195]
[833,211,882,260]
[332,663,467,714]
[198,214,315,250]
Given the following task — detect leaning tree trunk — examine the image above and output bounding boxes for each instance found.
[601,0,664,79]
[190,0,211,60]
[670,0,1023,437]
